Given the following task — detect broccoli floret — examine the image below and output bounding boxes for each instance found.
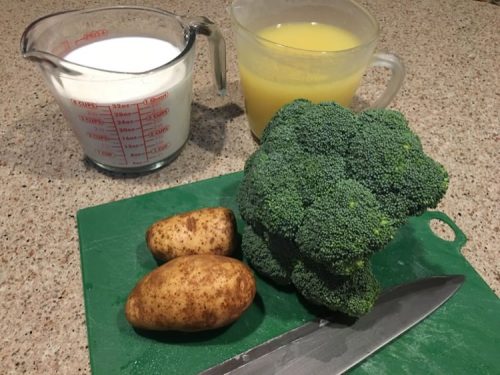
[358,108,413,134]
[291,260,380,317]
[238,150,304,240]
[347,113,448,224]
[241,225,294,286]
[237,100,449,317]
[292,153,346,206]
[382,155,448,222]
[261,99,313,145]
[296,179,395,274]
[296,101,361,156]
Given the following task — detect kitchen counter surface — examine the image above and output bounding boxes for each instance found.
[1,0,498,373]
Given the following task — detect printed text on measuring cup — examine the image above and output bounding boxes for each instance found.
[65,91,179,167]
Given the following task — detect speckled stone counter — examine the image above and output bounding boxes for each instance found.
[1,0,498,373]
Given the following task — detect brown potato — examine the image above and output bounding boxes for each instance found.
[146,207,236,261]
[125,254,256,331]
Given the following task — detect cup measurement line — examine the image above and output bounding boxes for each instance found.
[72,95,175,166]
[135,103,150,162]
[107,106,128,164]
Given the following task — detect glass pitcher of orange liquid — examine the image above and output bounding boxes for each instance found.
[230,0,405,139]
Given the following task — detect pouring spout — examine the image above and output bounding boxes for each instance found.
[22,50,81,76]
[23,50,58,66]
[20,9,83,75]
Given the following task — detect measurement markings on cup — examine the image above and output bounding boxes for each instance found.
[135,103,150,162]
[107,106,128,165]
[67,91,172,167]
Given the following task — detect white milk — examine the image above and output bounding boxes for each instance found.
[64,37,180,73]
[51,37,192,169]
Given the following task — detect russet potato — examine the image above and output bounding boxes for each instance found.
[146,207,236,261]
[125,254,256,331]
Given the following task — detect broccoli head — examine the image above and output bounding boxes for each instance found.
[260,99,312,146]
[295,102,361,156]
[291,260,381,317]
[292,153,346,206]
[358,108,412,133]
[241,225,294,286]
[237,99,449,316]
[296,179,395,274]
[237,150,304,240]
[347,110,448,223]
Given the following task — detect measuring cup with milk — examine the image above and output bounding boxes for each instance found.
[21,6,226,173]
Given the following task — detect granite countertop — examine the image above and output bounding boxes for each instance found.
[1,0,498,373]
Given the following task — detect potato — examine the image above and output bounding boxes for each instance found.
[146,207,236,261]
[125,254,256,331]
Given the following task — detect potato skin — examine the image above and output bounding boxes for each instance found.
[146,207,237,261]
[125,254,256,331]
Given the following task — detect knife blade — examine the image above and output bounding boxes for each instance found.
[200,274,465,375]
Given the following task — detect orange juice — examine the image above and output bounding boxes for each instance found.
[238,22,363,138]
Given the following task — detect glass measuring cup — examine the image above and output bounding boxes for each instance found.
[21,6,226,173]
[230,0,405,139]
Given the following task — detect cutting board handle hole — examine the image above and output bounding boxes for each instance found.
[429,218,456,242]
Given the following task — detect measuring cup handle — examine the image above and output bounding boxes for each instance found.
[366,52,405,108]
[188,17,227,96]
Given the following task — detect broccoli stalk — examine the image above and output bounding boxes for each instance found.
[238,100,449,317]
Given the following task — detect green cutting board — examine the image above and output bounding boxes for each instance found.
[77,172,500,375]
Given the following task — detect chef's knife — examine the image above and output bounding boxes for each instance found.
[200,275,464,375]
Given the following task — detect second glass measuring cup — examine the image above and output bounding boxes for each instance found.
[21,6,226,173]
[231,0,405,139]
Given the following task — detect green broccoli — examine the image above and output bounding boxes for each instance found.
[292,153,346,206]
[291,260,381,317]
[261,99,312,145]
[241,225,293,286]
[296,179,395,275]
[237,99,449,316]
[347,110,448,223]
[296,101,361,156]
[237,150,304,239]
[358,108,413,133]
